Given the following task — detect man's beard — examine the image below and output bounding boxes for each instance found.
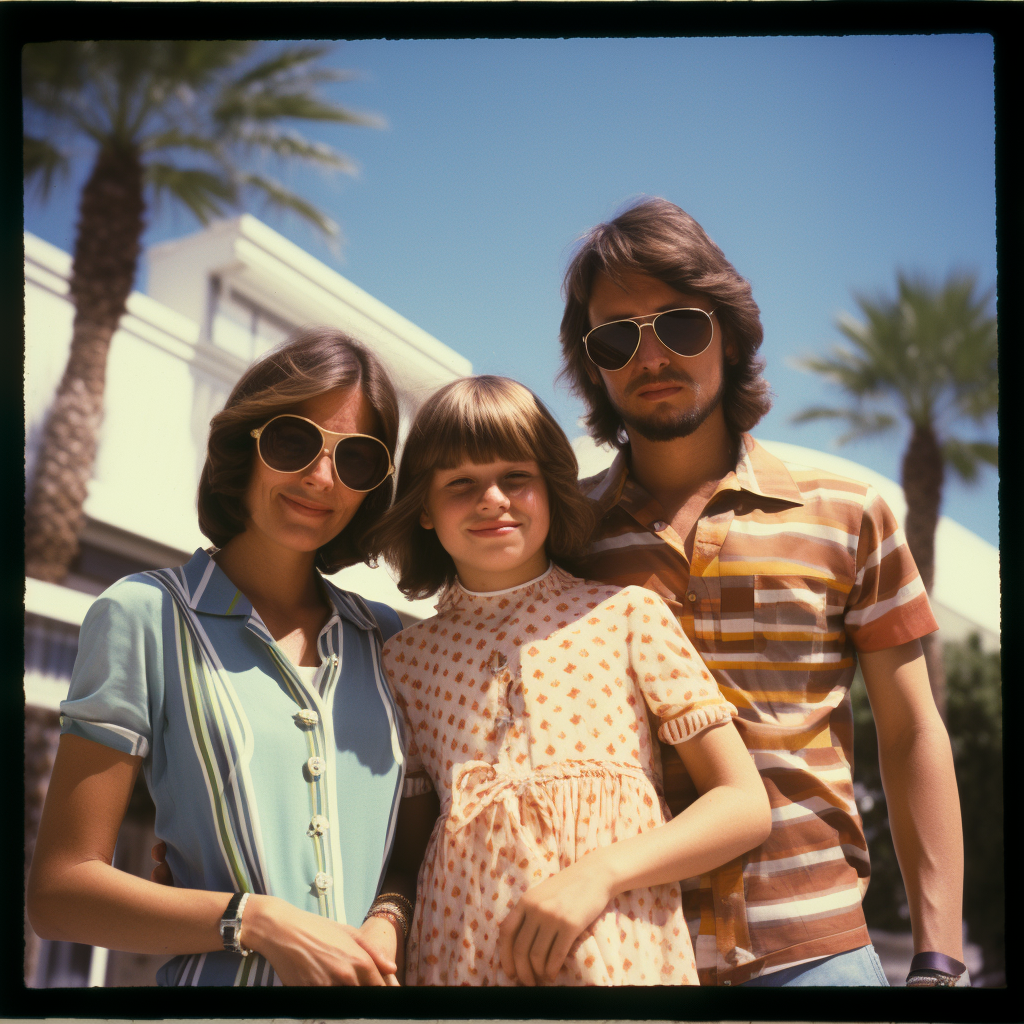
[610,372,725,443]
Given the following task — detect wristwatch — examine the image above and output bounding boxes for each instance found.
[906,951,968,987]
[220,891,251,956]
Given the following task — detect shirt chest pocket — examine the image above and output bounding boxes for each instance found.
[753,575,830,656]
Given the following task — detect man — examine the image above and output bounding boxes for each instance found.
[560,197,967,988]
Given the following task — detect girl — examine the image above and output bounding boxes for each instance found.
[28,329,410,986]
[366,375,771,986]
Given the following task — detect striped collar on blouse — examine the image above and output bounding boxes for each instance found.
[163,548,383,642]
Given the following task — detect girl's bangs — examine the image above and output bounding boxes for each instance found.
[422,381,546,471]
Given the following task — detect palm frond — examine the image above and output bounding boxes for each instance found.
[959,375,999,423]
[23,135,69,194]
[942,438,999,483]
[215,89,384,129]
[791,349,882,398]
[789,406,897,445]
[158,40,254,88]
[232,127,357,172]
[141,130,223,157]
[25,40,377,248]
[229,44,335,89]
[789,406,849,425]
[145,164,236,223]
[22,42,88,110]
[833,411,899,446]
[239,171,340,238]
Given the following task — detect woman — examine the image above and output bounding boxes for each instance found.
[28,328,411,986]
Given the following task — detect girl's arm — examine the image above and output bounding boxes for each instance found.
[497,720,771,986]
[356,785,440,984]
[28,734,398,986]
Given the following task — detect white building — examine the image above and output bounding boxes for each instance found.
[24,216,999,986]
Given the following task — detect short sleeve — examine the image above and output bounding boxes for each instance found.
[59,576,166,758]
[621,587,736,746]
[381,633,427,785]
[844,487,939,652]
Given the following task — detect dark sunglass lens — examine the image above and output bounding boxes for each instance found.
[335,436,390,490]
[260,417,322,472]
[655,309,713,356]
[586,321,640,370]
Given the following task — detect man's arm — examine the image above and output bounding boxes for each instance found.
[859,638,964,961]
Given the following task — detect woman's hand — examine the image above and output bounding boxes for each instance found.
[241,895,398,986]
[497,860,614,986]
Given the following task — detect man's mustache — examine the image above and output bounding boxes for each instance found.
[625,370,694,397]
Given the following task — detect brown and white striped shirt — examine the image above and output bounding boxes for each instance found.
[578,434,938,986]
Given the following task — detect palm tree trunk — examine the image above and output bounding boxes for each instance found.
[24,145,145,583]
[901,422,947,719]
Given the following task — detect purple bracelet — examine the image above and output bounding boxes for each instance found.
[909,952,967,976]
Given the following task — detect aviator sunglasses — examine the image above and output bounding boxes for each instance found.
[583,307,717,371]
[250,414,394,492]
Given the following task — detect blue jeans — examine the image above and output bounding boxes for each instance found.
[740,945,890,986]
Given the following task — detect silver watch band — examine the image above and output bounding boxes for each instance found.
[219,891,251,956]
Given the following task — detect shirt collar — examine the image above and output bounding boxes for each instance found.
[581,449,631,516]
[180,548,379,633]
[582,434,804,514]
[718,434,805,506]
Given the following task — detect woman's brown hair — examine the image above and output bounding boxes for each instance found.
[369,376,597,599]
[559,196,773,449]
[197,327,399,573]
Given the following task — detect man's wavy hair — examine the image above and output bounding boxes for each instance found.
[559,197,772,449]
[197,327,399,574]
[368,376,597,599]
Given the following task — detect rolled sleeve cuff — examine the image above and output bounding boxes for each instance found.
[657,699,736,746]
[59,715,150,758]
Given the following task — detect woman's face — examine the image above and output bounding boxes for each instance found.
[243,386,378,557]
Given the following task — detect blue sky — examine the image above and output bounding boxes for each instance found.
[24,34,999,546]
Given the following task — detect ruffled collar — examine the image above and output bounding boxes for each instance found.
[437,562,580,614]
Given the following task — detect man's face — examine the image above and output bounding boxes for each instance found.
[586,270,735,443]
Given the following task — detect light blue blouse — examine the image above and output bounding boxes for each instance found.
[59,549,406,986]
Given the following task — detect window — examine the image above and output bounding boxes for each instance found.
[209,278,294,361]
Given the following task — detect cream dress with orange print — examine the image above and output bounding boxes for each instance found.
[381,565,735,986]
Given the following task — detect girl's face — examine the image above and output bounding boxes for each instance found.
[421,458,551,592]
[243,386,376,558]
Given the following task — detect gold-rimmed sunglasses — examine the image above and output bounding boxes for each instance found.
[250,414,394,492]
[583,307,717,371]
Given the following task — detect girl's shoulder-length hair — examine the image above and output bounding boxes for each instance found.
[197,326,400,574]
[369,375,597,599]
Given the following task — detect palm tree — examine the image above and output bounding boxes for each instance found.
[23,40,382,583]
[792,272,997,718]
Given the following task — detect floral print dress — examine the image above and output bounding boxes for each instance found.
[381,565,735,986]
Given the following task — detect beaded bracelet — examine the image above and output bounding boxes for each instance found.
[364,892,414,941]
[376,891,414,918]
